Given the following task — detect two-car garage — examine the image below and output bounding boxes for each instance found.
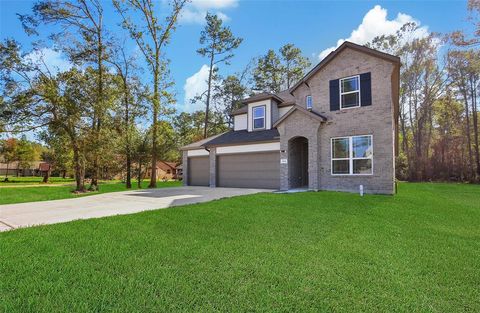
[185,141,281,190]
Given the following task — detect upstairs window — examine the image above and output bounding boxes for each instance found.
[331,135,373,175]
[252,105,265,130]
[306,95,313,110]
[340,75,360,109]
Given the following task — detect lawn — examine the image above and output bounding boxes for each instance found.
[0,176,75,185]
[1,183,479,312]
[0,180,182,205]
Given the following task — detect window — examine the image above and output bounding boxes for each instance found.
[306,95,313,110]
[340,75,360,109]
[331,135,372,175]
[252,105,265,130]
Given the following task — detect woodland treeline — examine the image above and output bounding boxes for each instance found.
[0,0,479,193]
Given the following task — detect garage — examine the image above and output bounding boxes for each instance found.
[187,156,209,186]
[217,152,280,189]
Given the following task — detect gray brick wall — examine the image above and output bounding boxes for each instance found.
[292,48,396,194]
[277,110,321,191]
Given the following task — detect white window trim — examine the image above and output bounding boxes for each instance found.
[339,75,361,110]
[331,135,373,176]
[252,105,266,130]
[306,95,313,109]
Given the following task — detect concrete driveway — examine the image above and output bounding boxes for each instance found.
[0,186,270,231]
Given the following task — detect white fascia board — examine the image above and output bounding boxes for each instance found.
[216,142,280,155]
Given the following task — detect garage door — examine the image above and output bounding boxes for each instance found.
[217,152,280,189]
[188,156,209,186]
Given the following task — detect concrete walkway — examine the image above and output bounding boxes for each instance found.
[0,187,269,231]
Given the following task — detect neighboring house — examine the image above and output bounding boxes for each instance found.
[146,160,181,180]
[180,42,400,194]
[0,161,50,177]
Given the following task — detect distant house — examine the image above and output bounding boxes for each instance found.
[0,161,52,177]
[146,160,181,180]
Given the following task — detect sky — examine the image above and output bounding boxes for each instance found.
[0,0,472,115]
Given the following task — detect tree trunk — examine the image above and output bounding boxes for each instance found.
[203,49,215,139]
[5,162,9,179]
[73,144,85,192]
[470,77,480,179]
[42,169,50,183]
[149,65,159,188]
[124,78,132,189]
[62,170,66,179]
[463,90,474,180]
[89,25,104,192]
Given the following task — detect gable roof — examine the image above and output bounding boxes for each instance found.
[156,160,177,171]
[231,90,295,116]
[272,105,327,128]
[290,41,401,92]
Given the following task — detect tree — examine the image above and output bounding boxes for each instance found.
[16,135,37,176]
[279,44,311,89]
[253,44,311,93]
[450,0,480,47]
[197,13,242,138]
[368,24,448,181]
[213,75,246,127]
[108,42,146,188]
[0,40,92,191]
[38,130,73,181]
[21,0,112,191]
[113,0,187,188]
[0,138,18,179]
[253,49,283,93]
[447,50,480,180]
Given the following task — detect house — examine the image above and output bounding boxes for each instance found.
[0,161,50,177]
[180,42,400,194]
[146,160,181,180]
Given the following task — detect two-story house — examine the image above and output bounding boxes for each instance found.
[180,41,400,194]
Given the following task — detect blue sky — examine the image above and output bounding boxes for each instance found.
[0,0,471,114]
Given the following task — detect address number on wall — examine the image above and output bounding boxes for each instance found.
[280,158,288,164]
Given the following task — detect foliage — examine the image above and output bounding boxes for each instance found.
[253,44,311,93]
[196,13,242,137]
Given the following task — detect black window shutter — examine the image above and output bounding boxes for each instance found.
[360,72,372,106]
[329,79,340,111]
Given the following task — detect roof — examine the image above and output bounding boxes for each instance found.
[204,129,280,147]
[290,41,401,92]
[179,133,225,150]
[241,92,284,104]
[38,162,51,171]
[156,160,177,171]
[273,105,327,128]
[231,90,296,116]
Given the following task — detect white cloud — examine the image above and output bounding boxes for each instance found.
[182,64,210,112]
[179,0,238,24]
[25,47,72,74]
[318,5,429,59]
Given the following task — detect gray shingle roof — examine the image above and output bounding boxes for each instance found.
[231,89,297,116]
[204,129,280,146]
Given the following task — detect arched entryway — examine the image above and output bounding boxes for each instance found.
[288,136,308,189]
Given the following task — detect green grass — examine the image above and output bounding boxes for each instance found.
[0,180,182,205]
[0,176,75,185]
[1,183,479,312]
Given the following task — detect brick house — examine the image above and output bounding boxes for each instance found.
[180,42,400,194]
[146,160,181,180]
